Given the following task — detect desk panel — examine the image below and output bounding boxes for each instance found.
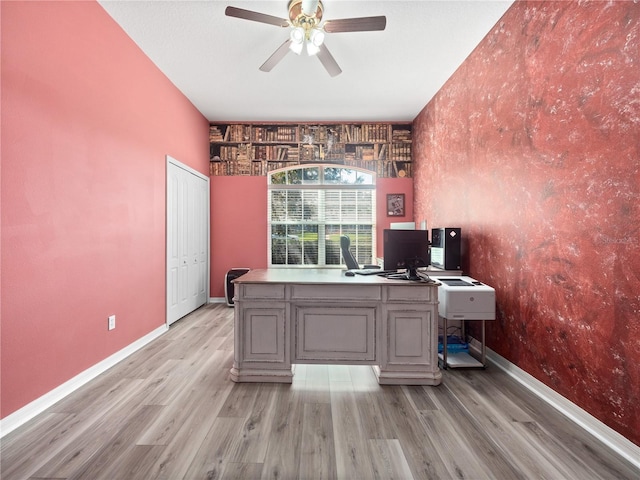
[295,306,376,363]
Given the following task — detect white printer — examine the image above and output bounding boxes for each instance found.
[433,276,495,320]
[433,275,495,368]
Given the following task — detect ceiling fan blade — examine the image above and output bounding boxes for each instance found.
[259,39,293,72]
[323,16,387,33]
[225,6,289,27]
[317,44,342,77]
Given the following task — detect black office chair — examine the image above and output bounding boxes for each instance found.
[340,235,360,270]
[340,235,381,271]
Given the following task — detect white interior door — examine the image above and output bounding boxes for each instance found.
[167,156,209,325]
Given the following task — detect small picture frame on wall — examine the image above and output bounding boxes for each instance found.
[387,194,405,217]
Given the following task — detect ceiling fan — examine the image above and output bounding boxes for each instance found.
[225,0,386,77]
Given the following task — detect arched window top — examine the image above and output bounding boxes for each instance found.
[268,164,376,187]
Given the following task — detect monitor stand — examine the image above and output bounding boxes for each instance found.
[386,267,434,282]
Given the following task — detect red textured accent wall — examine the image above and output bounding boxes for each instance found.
[1,1,209,418]
[413,1,639,445]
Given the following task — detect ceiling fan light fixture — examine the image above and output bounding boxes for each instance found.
[290,26,305,43]
[289,40,304,55]
[306,28,324,56]
[306,41,320,56]
[289,26,305,54]
[309,28,325,47]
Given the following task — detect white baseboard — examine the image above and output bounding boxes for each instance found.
[0,324,168,438]
[208,297,226,304]
[487,348,640,470]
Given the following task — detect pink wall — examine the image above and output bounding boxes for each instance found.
[413,1,639,445]
[209,176,413,298]
[1,1,209,418]
[210,176,268,298]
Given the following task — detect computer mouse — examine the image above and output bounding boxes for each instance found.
[345,270,356,277]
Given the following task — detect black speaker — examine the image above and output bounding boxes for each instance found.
[430,228,461,270]
[225,268,250,306]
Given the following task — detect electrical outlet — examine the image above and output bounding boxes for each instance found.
[108,315,116,331]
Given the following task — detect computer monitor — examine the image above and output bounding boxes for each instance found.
[383,229,430,279]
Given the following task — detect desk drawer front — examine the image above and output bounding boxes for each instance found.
[241,284,285,300]
[386,285,435,303]
[291,285,380,301]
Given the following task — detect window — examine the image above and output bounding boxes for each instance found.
[268,165,376,267]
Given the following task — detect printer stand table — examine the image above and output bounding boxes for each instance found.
[433,276,496,369]
[440,316,487,368]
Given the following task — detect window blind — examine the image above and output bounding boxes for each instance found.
[268,165,376,267]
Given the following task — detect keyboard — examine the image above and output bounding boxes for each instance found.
[353,269,397,276]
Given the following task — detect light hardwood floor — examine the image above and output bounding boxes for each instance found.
[2,303,638,479]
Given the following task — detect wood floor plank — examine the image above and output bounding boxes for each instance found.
[219,461,264,479]
[328,364,352,383]
[353,382,397,440]
[367,438,415,480]
[7,378,147,480]
[404,385,438,411]
[300,363,332,404]
[376,385,451,480]
[182,417,245,480]
[140,352,235,479]
[440,371,572,479]
[480,367,640,479]
[444,368,535,423]
[51,376,147,418]
[94,444,167,480]
[101,336,174,381]
[20,378,148,479]
[217,383,261,418]
[2,304,638,480]
[347,364,382,391]
[426,376,524,479]
[511,420,606,480]
[218,331,235,351]
[0,413,76,480]
[259,383,305,480]
[228,383,279,464]
[33,403,163,480]
[127,358,193,407]
[330,381,376,479]
[417,409,498,479]
[66,405,165,480]
[136,351,232,445]
[299,403,337,480]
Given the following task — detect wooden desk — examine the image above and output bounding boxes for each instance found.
[231,269,442,385]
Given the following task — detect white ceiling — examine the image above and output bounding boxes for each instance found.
[98,0,513,122]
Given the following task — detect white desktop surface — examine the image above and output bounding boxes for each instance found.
[233,268,438,285]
